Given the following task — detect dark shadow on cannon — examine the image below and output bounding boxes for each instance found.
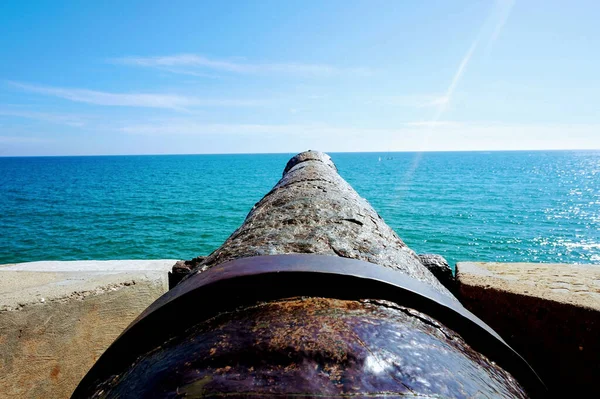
[73,151,546,398]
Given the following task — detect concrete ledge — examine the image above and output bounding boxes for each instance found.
[0,260,176,399]
[456,262,600,397]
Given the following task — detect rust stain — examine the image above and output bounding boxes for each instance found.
[50,364,60,380]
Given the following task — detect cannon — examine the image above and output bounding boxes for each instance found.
[73,151,545,398]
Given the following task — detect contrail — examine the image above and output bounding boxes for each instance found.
[401,39,479,185]
[397,0,516,199]
[433,39,479,124]
[486,0,516,56]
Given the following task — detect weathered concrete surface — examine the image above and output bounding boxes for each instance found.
[456,261,600,397]
[0,260,175,399]
[418,253,455,293]
[185,151,454,299]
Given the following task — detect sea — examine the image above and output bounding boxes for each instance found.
[1,151,599,269]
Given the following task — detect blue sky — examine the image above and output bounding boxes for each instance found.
[1,0,599,155]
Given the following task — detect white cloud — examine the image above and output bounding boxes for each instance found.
[0,135,48,144]
[5,119,598,155]
[8,81,265,110]
[112,54,372,77]
[423,96,450,107]
[366,95,450,108]
[119,122,350,137]
[116,119,600,151]
[0,109,89,127]
[403,121,461,128]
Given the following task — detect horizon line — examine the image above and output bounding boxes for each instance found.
[1,148,599,158]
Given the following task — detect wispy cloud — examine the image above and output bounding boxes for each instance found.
[5,120,598,156]
[485,0,516,56]
[112,54,372,77]
[0,135,49,144]
[423,96,450,107]
[115,119,600,151]
[402,0,517,178]
[433,41,478,124]
[430,0,516,121]
[0,109,89,127]
[117,120,473,137]
[119,122,346,137]
[118,121,429,139]
[365,95,449,108]
[8,81,265,110]
[404,121,461,128]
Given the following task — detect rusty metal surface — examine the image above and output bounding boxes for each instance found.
[84,298,529,398]
[183,151,454,298]
[73,255,545,398]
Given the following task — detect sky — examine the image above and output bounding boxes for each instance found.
[0,0,599,156]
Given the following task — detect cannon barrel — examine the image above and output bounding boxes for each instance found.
[73,151,545,398]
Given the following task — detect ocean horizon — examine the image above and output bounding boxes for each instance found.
[1,150,599,268]
[2,148,598,158]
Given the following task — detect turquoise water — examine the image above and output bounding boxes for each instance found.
[1,151,599,268]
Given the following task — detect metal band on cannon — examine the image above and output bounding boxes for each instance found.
[73,254,545,398]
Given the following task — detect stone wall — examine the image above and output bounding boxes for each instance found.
[0,260,175,399]
[456,261,600,397]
